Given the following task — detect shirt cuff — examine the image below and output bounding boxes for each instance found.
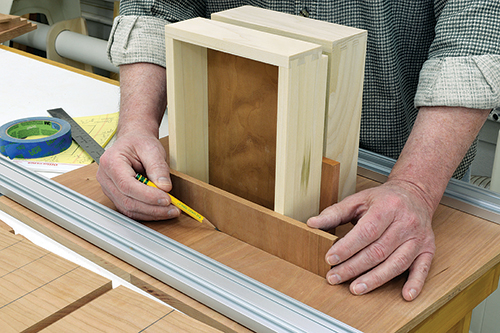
[107,15,169,68]
[415,55,500,111]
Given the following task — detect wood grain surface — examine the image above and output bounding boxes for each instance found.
[208,49,278,210]
[40,286,221,332]
[0,228,112,333]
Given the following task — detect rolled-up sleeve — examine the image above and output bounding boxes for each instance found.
[415,1,500,111]
[107,15,169,67]
[415,55,500,110]
[106,0,207,68]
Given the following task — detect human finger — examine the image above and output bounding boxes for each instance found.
[402,251,434,301]
[344,240,421,295]
[323,204,393,267]
[307,193,370,231]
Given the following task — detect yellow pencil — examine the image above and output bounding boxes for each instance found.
[135,173,218,230]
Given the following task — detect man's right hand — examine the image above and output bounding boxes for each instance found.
[96,132,180,221]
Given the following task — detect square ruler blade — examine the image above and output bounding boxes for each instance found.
[47,108,105,164]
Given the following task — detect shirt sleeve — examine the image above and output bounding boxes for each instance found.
[414,1,500,111]
[106,0,207,68]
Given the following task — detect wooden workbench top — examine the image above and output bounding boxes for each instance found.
[2,158,500,333]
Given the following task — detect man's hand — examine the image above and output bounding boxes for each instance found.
[307,180,435,301]
[308,106,490,301]
[96,62,180,221]
[96,132,180,221]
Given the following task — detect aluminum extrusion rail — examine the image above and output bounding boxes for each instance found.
[0,157,362,333]
[358,148,500,224]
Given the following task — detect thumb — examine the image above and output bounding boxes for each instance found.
[307,205,344,230]
[307,195,364,230]
[140,148,172,192]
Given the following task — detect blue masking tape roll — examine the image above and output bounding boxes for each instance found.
[0,117,72,159]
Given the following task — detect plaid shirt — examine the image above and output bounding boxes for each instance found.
[108,0,500,178]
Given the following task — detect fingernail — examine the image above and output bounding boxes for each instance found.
[327,273,341,285]
[327,254,340,266]
[158,198,168,206]
[156,177,171,187]
[353,283,367,295]
[167,207,179,218]
[408,289,417,301]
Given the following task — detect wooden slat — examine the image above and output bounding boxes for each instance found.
[274,53,328,221]
[165,36,209,182]
[320,157,340,212]
[212,6,367,200]
[0,13,36,43]
[40,286,221,332]
[0,218,14,233]
[0,229,112,333]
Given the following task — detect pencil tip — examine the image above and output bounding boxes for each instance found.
[203,218,219,231]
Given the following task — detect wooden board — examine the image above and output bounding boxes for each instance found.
[169,161,336,277]
[0,228,112,333]
[0,200,248,333]
[0,13,36,43]
[212,6,367,200]
[208,49,278,210]
[0,218,14,233]
[320,157,340,212]
[166,17,328,222]
[165,136,335,276]
[40,286,221,332]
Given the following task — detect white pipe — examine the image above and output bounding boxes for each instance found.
[55,29,116,73]
[11,21,118,73]
[11,21,50,51]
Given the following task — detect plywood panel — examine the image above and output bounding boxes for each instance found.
[208,49,278,209]
[49,163,500,333]
[40,286,221,332]
[0,228,111,333]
